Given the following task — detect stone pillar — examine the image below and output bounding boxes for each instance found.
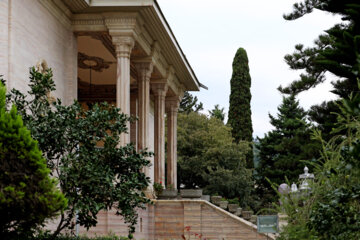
[130,90,138,150]
[166,97,180,189]
[112,36,135,145]
[135,61,154,177]
[151,82,168,187]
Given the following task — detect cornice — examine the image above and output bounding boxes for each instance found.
[72,14,107,31]
[164,67,185,98]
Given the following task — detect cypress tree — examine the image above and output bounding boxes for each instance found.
[228,48,253,168]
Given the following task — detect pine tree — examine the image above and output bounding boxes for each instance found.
[0,82,67,238]
[256,95,320,203]
[179,91,203,114]
[278,0,360,140]
[228,48,253,167]
[208,104,225,122]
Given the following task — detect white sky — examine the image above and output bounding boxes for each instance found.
[157,0,342,138]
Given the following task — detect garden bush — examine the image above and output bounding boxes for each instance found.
[0,81,67,238]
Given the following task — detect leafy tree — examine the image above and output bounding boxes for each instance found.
[228,48,253,168]
[177,112,253,206]
[0,81,67,238]
[278,0,360,140]
[277,85,360,240]
[208,104,225,122]
[256,95,320,204]
[179,91,203,114]
[5,68,151,238]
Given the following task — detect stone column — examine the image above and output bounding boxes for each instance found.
[166,97,180,189]
[130,90,138,150]
[151,82,168,187]
[135,61,154,176]
[112,36,135,145]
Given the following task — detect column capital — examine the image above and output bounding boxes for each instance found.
[166,96,181,112]
[134,60,154,81]
[111,36,135,59]
[151,81,168,98]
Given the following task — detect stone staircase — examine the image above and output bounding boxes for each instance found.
[72,199,277,239]
[153,199,276,240]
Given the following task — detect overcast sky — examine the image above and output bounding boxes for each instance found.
[157,0,342,138]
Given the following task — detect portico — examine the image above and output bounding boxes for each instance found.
[74,8,199,190]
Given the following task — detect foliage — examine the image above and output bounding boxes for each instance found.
[177,112,253,206]
[179,92,203,114]
[153,182,163,196]
[256,95,320,205]
[307,100,340,141]
[278,0,360,140]
[227,198,240,205]
[0,81,67,238]
[277,86,360,240]
[5,68,151,237]
[274,2,360,238]
[279,0,360,96]
[227,48,253,168]
[208,104,225,122]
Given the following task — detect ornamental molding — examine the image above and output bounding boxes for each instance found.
[72,14,107,31]
[78,52,114,72]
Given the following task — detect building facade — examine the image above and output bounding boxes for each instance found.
[0,0,201,190]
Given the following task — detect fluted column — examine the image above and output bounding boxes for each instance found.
[166,97,181,189]
[152,82,168,187]
[112,36,135,145]
[130,90,138,150]
[135,61,154,177]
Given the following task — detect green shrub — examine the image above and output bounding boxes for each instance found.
[0,81,67,238]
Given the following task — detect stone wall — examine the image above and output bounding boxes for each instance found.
[78,200,274,240]
[0,0,77,104]
[78,207,155,239]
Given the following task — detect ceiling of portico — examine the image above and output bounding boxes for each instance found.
[77,34,166,93]
[78,35,117,85]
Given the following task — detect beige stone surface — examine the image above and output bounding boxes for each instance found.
[4,0,76,102]
[83,200,275,240]
[166,97,181,189]
[154,200,274,240]
[0,0,9,82]
[152,82,168,186]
